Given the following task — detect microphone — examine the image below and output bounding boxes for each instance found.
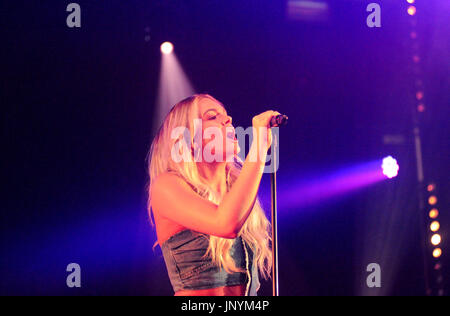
[269,115,288,127]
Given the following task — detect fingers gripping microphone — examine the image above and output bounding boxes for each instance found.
[269,115,288,127]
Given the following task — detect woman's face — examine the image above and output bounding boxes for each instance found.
[195,98,240,162]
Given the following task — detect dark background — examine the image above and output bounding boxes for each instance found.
[2,0,449,295]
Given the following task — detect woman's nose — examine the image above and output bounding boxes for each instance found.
[222,115,232,126]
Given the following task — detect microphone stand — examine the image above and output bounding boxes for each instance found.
[270,130,279,296]
[266,115,286,296]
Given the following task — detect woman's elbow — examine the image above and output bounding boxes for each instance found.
[222,224,241,239]
[216,212,240,239]
[215,224,239,239]
[223,231,238,239]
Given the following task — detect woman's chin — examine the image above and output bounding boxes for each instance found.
[231,143,240,156]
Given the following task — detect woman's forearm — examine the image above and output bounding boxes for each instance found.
[217,141,267,236]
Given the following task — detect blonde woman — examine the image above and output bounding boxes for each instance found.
[147,94,280,296]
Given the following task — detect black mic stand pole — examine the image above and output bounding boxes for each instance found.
[270,129,279,296]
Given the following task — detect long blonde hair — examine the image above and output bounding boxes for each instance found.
[146,94,272,279]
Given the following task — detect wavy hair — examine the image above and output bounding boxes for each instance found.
[146,94,272,280]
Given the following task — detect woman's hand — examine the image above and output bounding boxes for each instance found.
[252,110,281,153]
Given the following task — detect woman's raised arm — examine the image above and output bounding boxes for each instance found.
[150,110,280,238]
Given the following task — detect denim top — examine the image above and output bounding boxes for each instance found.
[160,229,260,296]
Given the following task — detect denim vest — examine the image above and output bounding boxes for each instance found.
[160,229,260,296]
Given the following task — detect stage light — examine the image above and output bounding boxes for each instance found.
[417,104,425,112]
[433,248,442,259]
[429,196,438,205]
[429,209,439,219]
[161,42,174,55]
[431,234,441,246]
[381,156,399,179]
[430,221,440,232]
[408,6,417,16]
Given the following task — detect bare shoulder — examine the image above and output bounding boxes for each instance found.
[151,171,191,196]
[150,172,193,213]
[151,172,189,242]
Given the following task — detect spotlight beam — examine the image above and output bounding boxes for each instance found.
[275,160,388,212]
[154,43,195,135]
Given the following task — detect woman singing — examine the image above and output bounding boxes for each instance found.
[147,94,280,296]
